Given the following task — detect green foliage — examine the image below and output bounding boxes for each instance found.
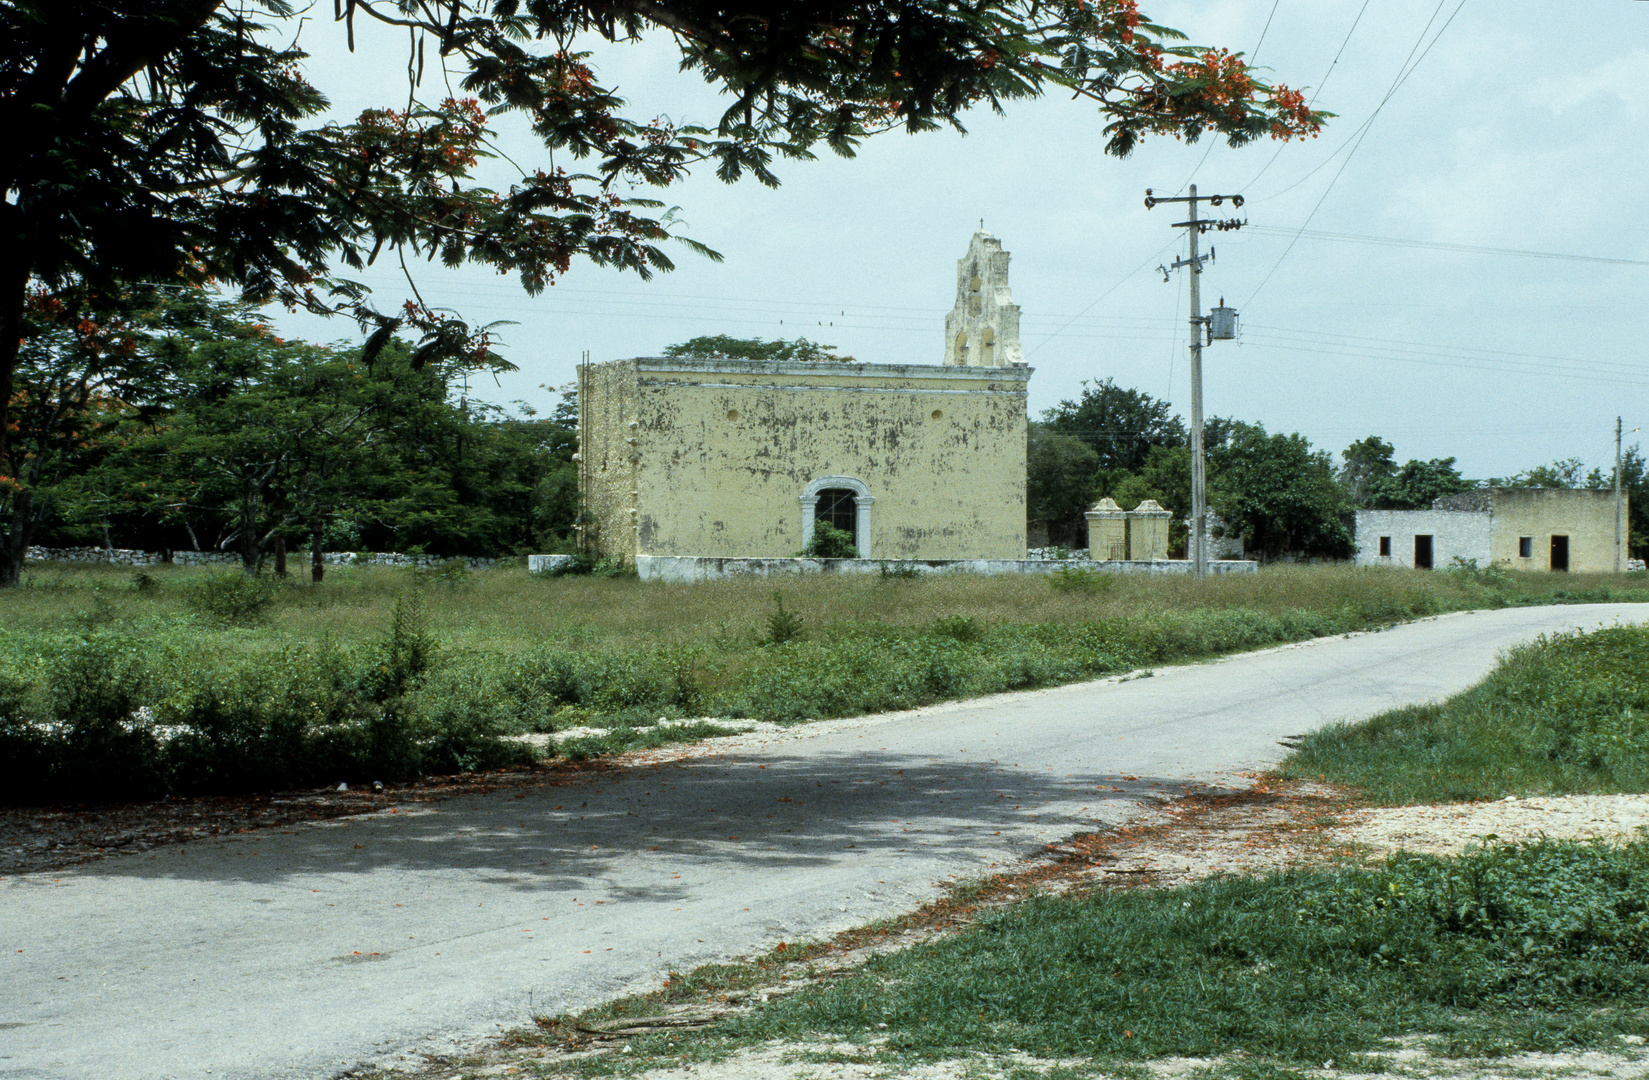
[5,563,1647,803]
[1283,624,1649,803]
[1049,567,1117,593]
[662,335,853,363]
[187,571,278,625]
[1041,378,1187,474]
[542,552,634,578]
[1025,422,1100,548]
[1366,454,1474,510]
[764,593,806,646]
[878,562,922,581]
[1212,422,1353,561]
[799,520,860,559]
[930,614,985,643]
[736,839,1649,1062]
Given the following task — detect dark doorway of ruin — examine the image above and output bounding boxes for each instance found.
[1414,534,1434,570]
[1550,534,1569,572]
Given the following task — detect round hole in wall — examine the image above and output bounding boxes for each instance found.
[931,409,944,421]
[726,409,739,421]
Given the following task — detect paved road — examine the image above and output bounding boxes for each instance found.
[4,604,1645,1080]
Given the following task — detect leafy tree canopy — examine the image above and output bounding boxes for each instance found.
[1026,421,1099,547]
[1491,457,1588,490]
[1041,377,1187,474]
[662,335,853,363]
[1,0,1326,492]
[1211,421,1351,562]
[1367,456,1473,511]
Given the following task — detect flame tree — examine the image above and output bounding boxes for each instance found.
[1,0,1326,583]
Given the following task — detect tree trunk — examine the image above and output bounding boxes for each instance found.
[310,520,325,583]
[239,482,261,572]
[0,497,29,589]
[273,533,287,577]
[0,243,27,588]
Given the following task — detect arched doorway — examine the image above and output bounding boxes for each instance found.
[799,475,874,557]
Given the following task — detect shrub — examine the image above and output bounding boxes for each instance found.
[931,614,985,643]
[188,571,278,625]
[799,520,859,559]
[1048,567,1115,593]
[764,592,805,645]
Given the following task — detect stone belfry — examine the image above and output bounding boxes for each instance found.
[942,230,1026,367]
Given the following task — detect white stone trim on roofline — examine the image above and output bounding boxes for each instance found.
[631,357,1034,383]
[635,381,1027,396]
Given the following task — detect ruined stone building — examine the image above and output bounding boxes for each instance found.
[1354,487,1624,572]
[575,231,1032,563]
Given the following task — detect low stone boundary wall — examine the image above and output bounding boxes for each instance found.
[25,546,514,570]
[632,555,1258,583]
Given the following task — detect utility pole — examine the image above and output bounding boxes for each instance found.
[1146,185,1246,579]
[1618,416,1625,575]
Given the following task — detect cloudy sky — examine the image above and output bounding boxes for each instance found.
[274,0,1649,482]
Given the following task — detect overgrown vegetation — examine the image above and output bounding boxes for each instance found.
[2,562,1645,804]
[1279,623,1649,803]
[708,838,1649,1065]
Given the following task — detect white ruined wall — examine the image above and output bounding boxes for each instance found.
[1353,510,1493,568]
[942,231,1026,367]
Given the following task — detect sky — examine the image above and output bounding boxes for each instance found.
[271,0,1649,483]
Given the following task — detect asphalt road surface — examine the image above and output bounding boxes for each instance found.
[4,604,1645,1080]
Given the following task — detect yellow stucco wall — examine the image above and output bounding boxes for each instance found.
[1487,488,1624,572]
[579,358,1030,561]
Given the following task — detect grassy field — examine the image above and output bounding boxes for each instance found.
[522,623,1649,1079]
[2,559,1646,804]
[1280,623,1649,802]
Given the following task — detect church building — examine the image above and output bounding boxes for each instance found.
[575,232,1032,563]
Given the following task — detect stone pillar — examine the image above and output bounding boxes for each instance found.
[1085,497,1129,561]
[1127,499,1172,561]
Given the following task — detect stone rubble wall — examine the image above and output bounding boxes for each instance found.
[25,546,515,570]
[635,554,1258,583]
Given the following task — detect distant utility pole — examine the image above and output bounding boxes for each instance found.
[1146,184,1246,580]
[1618,418,1640,573]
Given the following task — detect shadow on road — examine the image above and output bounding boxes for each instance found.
[66,751,1220,890]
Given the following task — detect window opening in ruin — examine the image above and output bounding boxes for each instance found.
[1414,534,1434,570]
[1378,536,1391,557]
[1519,536,1533,559]
[1550,534,1570,572]
[816,488,858,537]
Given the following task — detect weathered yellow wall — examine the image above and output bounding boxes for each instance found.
[1488,488,1624,572]
[580,358,1030,561]
[577,359,641,559]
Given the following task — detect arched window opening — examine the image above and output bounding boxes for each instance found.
[815,488,858,537]
[799,475,875,558]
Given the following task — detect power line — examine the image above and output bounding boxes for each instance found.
[1245,0,1471,307]
[1242,0,1372,192]
[1241,226,1649,267]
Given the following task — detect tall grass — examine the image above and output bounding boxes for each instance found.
[1280,623,1649,803]
[2,562,1645,803]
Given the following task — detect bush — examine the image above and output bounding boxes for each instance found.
[188,571,278,625]
[1048,567,1115,593]
[764,593,805,645]
[799,520,859,559]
